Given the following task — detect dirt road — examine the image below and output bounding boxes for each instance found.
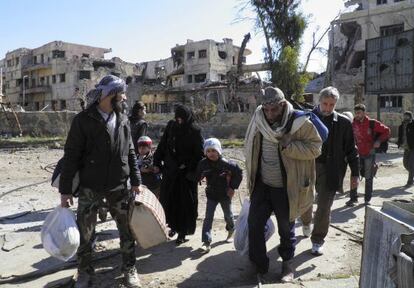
[0,145,412,287]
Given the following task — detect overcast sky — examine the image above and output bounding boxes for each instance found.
[0,0,348,73]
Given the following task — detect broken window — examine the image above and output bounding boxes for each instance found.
[187,51,195,60]
[82,53,90,58]
[33,56,37,65]
[187,75,193,83]
[79,71,91,80]
[379,95,402,109]
[35,102,40,111]
[93,61,115,70]
[52,75,56,84]
[6,59,12,67]
[219,74,226,81]
[199,50,207,58]
[40,77,45,86]
[31,78,36,88]
[194,73,206,83]
[41,54,44,63]
[51,100,58,111]
[380,23,404,37]
[349,51,365,69]
[15,57,19,66]
[218,51,227,60]
[52,50,65,58]
[377,0,387,4]
[60,100,67,110]
[60,74,66,83]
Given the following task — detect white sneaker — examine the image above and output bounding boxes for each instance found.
[311,243,323,256]
[201,242,211,253]
[302,224,312,238]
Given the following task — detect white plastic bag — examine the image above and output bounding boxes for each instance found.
[41,206,80,261]
[234,198,275,255]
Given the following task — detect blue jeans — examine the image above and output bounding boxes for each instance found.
[350,153,375,202]
[202,198,234,244]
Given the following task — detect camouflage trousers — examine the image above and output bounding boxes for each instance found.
[76,186,136,272]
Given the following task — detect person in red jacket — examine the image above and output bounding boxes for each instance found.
[346,104,390,206]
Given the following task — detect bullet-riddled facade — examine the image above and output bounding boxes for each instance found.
[2,41,139,111]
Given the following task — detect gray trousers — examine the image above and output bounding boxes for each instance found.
[403,149,414,182]
[301,163,335,245]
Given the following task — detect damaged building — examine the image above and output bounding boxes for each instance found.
[325,0,414,131]
[129,38,264,114]
[1,41,140,111]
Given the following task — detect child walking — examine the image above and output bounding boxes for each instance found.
[136,136,161,198]
[196,138,243,253]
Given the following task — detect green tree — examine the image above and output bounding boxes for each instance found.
[250,0,308,98]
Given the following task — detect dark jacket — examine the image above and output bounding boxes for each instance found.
[196,157,243,201]
[130,117,148,151]
[314,108,359,191]
[59,105,141,195]
[398,120,414,149]
[138,150,161,191]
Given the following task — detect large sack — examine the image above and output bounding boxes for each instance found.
[129,186,168,249]
[234,198,275,255]
[41,206,80,261]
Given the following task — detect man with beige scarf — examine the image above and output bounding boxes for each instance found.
[244,87,322,283]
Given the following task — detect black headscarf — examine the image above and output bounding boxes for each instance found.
[173,104,195,136]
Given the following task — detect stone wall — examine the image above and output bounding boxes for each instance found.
[0,111,253,139]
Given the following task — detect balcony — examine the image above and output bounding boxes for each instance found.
[24,85,52,94]
[22,63,52,72]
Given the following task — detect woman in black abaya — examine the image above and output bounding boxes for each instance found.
[153,104,204,244]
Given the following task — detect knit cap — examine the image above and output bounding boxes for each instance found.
[203,138,222,155]
[137,136,152,147]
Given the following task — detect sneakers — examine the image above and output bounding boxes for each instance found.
[302,224,312,238]
[74,270,93,288]
[124,266,141,288]
[226,230,234,243]
[280,260,294,283]
[201,242,211,253]
[345,199,358,207]
[311,243,323,256]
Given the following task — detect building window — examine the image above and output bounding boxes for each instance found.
[187,51,195,60]
[52,75,56,84]
[7,59,12,67]
[60,100,67,110]
[377,0,387,4]
[380,23,404,36]
[46,76,50,85]
[219,74,226,81]
[31,79,36,88]
[379,95,403,111]
[51,100,58,111]
[199,49,207,58]
[41,54,44,63]
[40,77,45,86]
[35,102,40,111]
[60,74,66,82]
[194,73,207,83]
[52,50,65,58]
[33,56,37,64]
[187,75,193,83]
[82,53,90,58]
[79,71,91,80]
[15,57,19,66]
